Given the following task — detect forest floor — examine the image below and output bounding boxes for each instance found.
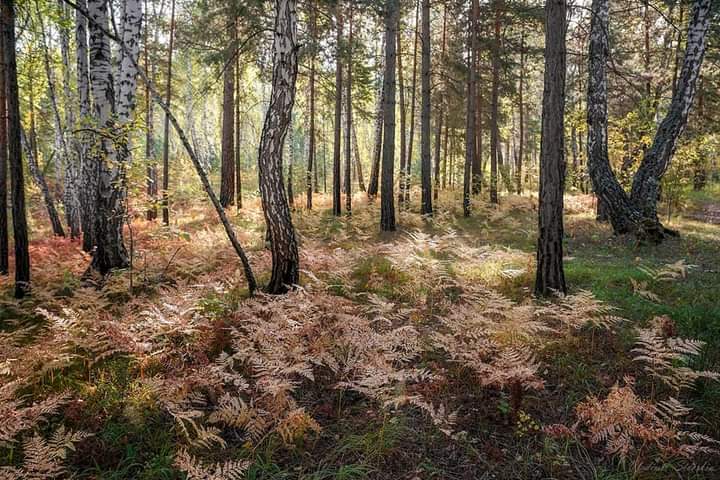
[2,189,720,480]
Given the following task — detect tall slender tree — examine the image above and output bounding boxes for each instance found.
[535,0,567,296]
[306,0,317,209]
[405,0,419,205]
[489,0,502,204]
[0,31,7,275]
[419,0,432,215]
[161,0,175,224]
[2,0,30,297]
[470,0,481,194]
[332,3,343,216]
[344,2,353,215]
[258,0,300,294]
[464,1,476,217]
[433,3,447,203]
[381,0,398,232]
[397,17,407,208]
[220,16,236,208]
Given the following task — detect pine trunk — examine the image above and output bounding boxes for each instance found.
[367,38,384,200]
[381,0,398,232]
[258,0,300,294]
[332,4,343,216]
[470,0,481,194]
[352,124,366,192]
[463,2,476,217]
[535,0,567,296]
[220,17,236,208]
[344,3,352,215]
[489,0,501,204]
[397,21,407,208]
[306,0,316,209]
[0,30,6,275]
[2,0,30,297]
[161,0,175,224]
[420,0,432,215]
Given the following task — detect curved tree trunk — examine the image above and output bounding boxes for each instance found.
[21,131,65,237]
[629,0,711,223]
[535,0,567,296]
[258,0,300,294]
[381,0,398,232]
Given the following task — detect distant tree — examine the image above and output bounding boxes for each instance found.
[535,0,567,296]
[258,0,300,293]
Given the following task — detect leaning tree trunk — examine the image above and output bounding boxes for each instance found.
[419,0,432,215]
[0,30,7,275]
[21,131,65,237]
[2,0,30,298]
[258,0,300,294]
[220,18,236,208]
[535,0,567,296]
[380,0,398,232]
[88,0,132,275]
[629,0,711,227]
[332,3,343,216]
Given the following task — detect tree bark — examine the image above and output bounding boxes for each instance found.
[144,0,157,221]
[535,0,567,296]
[220,16,236,208]
[489,0,501,204]
[405,0,419,206]
[381,0,398,232]
[235,43,243,210]
[161,0,175,224]
[306,0,316,209]
[332,4,343,216]
[367,37,384,200]
[433,4,446,203]
[397,18,407,208]
[629,0,711,226]
[258,0,300,294]
[0,30,6,275]
[420,0,432,215]
[344,2,352,215]
[464,1,476,217]
[517,23,525,195]
[351,123,365,192]
[2,0,30,297]
[470,0,481,194]
[76,0,96,252]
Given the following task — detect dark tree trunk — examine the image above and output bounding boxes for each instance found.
[2,0,30,297]
[433,4,446,203]
[535,0,567,297]
[420,0,432,215]
[470,0,481,194]
[367,38,384,200]
[144,0,157,221]
[258,0,300,294]
[161,0,175,224]
[0,29,8,275]
[397,19,407,208]
[405,0,419,206]
[344,3,352,215]
[351,124,365,192]
[220,17,236,208]
[381,0,398,232]
[235,47,243,210]
[332,4,343,216]
[306,0,316,209]
[463,1,476,217]
[287,121,294,209]
[489,0,501,204]
[517,24,525,195]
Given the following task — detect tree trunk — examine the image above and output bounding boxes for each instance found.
[144,0,157,221]
[489,0,501,204]
[442,117,449,190]
[433,4,446,203]
[235,45,243,210]
[351,123,366,192]
[77,0,96,252]
[21,131,65,237]
[629,0,711,226]
[420,0,432,215]
[405,0,419,206]
[258,0,300,294]
[287,120,294,209]
[535,0,567,296]
[0,30,6,275]
[306,0,316,209]
[464,1,476,217]
[59,0,82,238]
[344,3,352,215]
[332,4,343,216]
[2,0,30,297]
[161,0,175,224]
[367,37,384,200]
[470,0,481,194]
[381,0,398,232]
[220,17,236,208]
[397,19,407,208]
[517,23,525,195]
